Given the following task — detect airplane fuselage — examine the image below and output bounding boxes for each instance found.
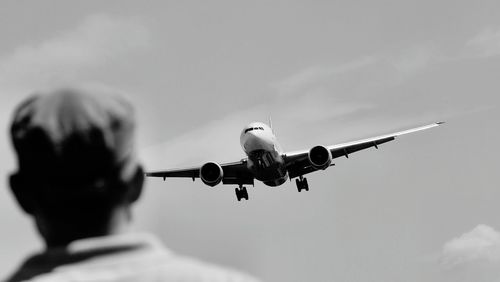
[240,122,288,186]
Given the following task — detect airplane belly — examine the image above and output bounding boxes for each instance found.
[263,177,287,187]
[247,150,288,186]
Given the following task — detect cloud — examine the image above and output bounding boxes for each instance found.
[463,28,500,58]
[276,90,373,124]
[441,225,500,268]
[0,13,150,91]
[271,46,438,101]
[271,56,379,96]
[390,46,435,75]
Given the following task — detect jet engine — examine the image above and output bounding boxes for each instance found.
[308,145,332,170]
[200,162,224,186]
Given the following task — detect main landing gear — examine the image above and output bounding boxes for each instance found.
[235,184,249,201]
[296,176,309,192]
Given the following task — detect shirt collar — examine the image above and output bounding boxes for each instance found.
[29,232,170,267]
[65,232,165,255]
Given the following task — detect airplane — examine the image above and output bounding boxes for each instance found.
[146,121,443,201]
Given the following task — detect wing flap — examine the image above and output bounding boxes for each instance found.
[145,167,199,178]
[330,136,394,158]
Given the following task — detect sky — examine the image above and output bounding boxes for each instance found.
[0,1,500,281]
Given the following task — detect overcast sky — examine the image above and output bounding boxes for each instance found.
[1,1,500,281]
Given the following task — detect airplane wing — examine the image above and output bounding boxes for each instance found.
[284,122,443,179]
[146,160,255,185]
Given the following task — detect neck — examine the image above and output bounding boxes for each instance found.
[36,205,132,248]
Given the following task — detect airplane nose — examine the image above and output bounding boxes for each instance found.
[246,131,259,142]
[245,132,274,152]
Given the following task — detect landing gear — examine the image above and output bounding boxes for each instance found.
[235,185,249,201]
[296,176,309,192]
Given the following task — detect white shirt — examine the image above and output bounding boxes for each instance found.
[5,233,261,282]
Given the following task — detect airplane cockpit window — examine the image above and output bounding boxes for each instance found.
[245,127,265,134]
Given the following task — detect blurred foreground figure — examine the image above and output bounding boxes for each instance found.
[6,86,259,282]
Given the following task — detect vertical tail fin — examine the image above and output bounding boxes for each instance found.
[268,115,274,135]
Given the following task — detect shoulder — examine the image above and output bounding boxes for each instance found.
[155,255,262,282]
[134,234,262,282]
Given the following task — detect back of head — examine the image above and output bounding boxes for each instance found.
[9,86,144,244]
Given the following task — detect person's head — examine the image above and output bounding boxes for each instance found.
[8,85,144,247]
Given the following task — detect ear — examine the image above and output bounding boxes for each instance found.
[126,165,144,204]
[9,172,35,215]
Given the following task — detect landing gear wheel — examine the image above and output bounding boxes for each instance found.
[296,177,309,192]
[241,187,249,200]
[235,186,249,201]
[235,188,242,201]
[296,179,302,192]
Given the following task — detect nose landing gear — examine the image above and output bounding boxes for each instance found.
[296,176,309,192]
[235,184,249,201]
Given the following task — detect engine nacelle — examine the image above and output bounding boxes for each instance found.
[308,145,332,170]
[200,162,224,186]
